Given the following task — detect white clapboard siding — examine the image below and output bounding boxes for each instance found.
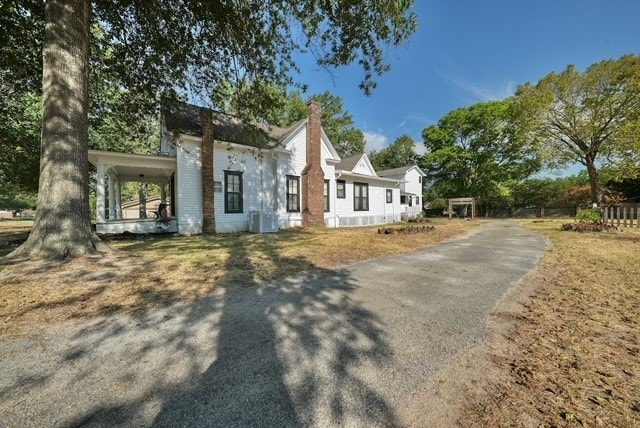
[176,139,203,235]
[213,145,275,233]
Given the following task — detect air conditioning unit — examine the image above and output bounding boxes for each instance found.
[249,211,279,233]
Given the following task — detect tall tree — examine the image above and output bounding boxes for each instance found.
[212,84,366,158]
[308,91,366,157]
[421,99,539,204]
[0,91,41,192]
[5,0,417,258]
[369,134,419,170]
[510,54,640,206]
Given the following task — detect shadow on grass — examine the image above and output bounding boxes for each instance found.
[2,231,398,426]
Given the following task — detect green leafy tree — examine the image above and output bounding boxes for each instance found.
[421,99,539,205]
[510,54,640,207]
[4,0,417,258]
[213,84,365,158]
[0,24,158,207]
[508,175,588,208]
[308,91,365,157]
[369,134,419,170]
[211,80,307,128]
[0,91,41,192]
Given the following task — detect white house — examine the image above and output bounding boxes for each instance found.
[88,100,425,234]
[377,165,426,219]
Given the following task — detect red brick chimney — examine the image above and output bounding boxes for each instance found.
[301,101,325,227]
[200,107,216,234]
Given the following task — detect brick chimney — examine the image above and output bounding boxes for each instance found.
[201,107,216,234]
[301,100,325,227]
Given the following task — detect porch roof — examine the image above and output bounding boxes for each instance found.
[88,150,176,183]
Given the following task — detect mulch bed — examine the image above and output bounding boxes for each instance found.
[561,222,618,232]
[378,225,435,235]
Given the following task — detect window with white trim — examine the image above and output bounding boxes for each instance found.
[224,171,243,213]
[337,180,346,198]
[324,180,330,212]
[353,182,369,211]
[286,175,300,212]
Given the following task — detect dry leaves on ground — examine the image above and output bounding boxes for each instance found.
[461,220,640,427]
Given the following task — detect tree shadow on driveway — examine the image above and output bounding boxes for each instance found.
[151,237,396,427]
[4,235,398,427]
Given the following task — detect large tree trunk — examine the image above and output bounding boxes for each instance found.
[9,0,102,259]
[585,154,603,207]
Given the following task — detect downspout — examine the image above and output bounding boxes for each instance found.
[271,152,279,213]
[335,171,342,227]
[259,156,264,212]
[393,181,400,222]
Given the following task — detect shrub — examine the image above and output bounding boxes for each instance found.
[575,208,601,223]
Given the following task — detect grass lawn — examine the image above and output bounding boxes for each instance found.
[0,219,480,336]
[465,219,640,427]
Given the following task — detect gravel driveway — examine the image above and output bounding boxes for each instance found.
[0,220,546,427]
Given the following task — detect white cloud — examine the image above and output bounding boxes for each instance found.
[414,141,427,156]
[436,67,516,103]
[363,130,389,152]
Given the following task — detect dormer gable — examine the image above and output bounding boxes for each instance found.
[336,153,377,177]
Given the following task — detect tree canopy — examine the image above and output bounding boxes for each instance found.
[421,99,539,205]
[212,84,365,157]
[369,134,419,170]
[3,0,417,258]
[510,54,640,206]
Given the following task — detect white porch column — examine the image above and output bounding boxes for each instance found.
[114,176,122,219]
[160,182,167,204]
[108,173,116,220]
[96,164,106,223]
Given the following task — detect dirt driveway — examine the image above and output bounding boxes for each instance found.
[0,220,546,427]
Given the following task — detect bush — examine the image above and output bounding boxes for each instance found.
[575,208,601,223]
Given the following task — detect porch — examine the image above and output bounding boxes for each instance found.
[88,150,177,234]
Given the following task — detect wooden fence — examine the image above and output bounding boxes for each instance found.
[602,204,640,228]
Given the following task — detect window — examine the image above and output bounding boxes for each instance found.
[324,180,330,212]
[353,182,369,211]
[287,175,300,212]
[400,195,407,205]
[224,171,243,213]
[409,196,413,207]
[418,176,422,184]
[336,180,346,198]
[386,189,393,204]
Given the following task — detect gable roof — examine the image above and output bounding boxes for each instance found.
[377,165,426,177]
[335,154,363,171]
[336,153,379,177]
[162,99,304,149]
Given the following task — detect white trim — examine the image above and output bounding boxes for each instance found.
[320,129,341,160]
[335,171,401,184]
[88,149,177,166]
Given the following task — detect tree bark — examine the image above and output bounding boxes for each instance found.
[139,183,147,219]
[585,154,603,207]
[8,0,103,259]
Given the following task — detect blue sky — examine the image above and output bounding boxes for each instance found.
[291,0,640,171]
